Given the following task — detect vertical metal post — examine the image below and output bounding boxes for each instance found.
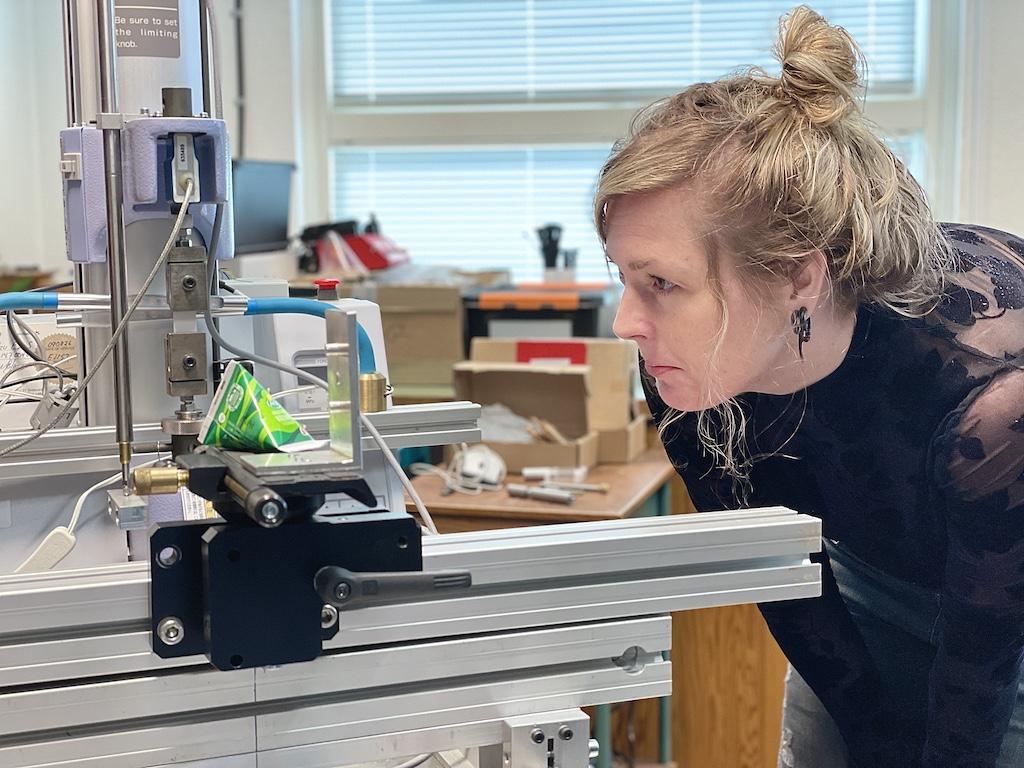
[198,0,213,116]
[234,0,246,157]
[96,0,134,489]
[61,0,82,125]
[594,705,611,768]
[64,0,89,424]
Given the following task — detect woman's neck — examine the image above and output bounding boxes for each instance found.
[756,302,860,396]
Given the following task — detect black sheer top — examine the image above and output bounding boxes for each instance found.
[644,225,1024,767]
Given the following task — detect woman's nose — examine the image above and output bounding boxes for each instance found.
[612,289,649,342]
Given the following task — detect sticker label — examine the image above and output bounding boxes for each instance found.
[115,1,181,58]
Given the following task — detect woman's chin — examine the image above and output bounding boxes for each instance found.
[655,378,725,412]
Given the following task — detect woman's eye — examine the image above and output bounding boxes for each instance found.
[651,276,676,293]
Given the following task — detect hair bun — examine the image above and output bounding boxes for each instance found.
[774,5,863,127]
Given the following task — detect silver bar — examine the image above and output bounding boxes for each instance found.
[0,402,481,482]
[0,509,819,640]
[66,1,86,422]
[325,311,359,467]
[61,0,82,125]
[95,0,133,488]
[256,661,671,753]
[0,666,255,738]
[255,616,670,702]
[0,718,256,768]
[0,619,666,738]
[198,0,213,116]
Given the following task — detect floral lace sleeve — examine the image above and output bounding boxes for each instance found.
[926,367,1024,766]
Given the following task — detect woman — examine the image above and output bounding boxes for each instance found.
[597,6,1024,768]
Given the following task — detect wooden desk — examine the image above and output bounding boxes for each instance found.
[406,446,675,533]
[407,446,675,768]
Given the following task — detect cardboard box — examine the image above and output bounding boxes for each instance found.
[469,337,637,431]
[453,361,599,471]
[598,414,648,464]
[352,284,464,389]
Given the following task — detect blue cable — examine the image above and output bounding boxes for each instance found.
[244,297,377,373]
[0,292,59,312]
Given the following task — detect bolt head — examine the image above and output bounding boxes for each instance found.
[157,616,185,646]
[558,726,574,741]
[321,604,339,629]
[182,275,198,291]
[260,500,282,524]
[182,355,197,370]
[334,582,351,601]
[530,729,545,744]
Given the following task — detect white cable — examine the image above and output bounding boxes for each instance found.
[0,389,45,407]
[68,457,164,535]
[391,754,432,768]
[0,180,196,460]
[360,411,438,535]
[15,457,164,573]
[409,445,505,496]
[0,360,67,394]
[270,385,318,400]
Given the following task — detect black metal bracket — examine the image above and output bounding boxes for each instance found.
[150,511,422,670]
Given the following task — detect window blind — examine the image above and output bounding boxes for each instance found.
[328,1,925,281]
[331,0,920,105]
[331,135,926,283]
[332,146,612,282]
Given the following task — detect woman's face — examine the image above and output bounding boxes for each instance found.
[607,186,793,411]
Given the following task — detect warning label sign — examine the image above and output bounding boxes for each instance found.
[114,0,180,58]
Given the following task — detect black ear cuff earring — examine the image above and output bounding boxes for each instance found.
[792,307,811,359]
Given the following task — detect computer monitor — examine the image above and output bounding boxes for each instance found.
[231,160,295,255]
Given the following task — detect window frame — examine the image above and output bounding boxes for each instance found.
[298,0,962,232]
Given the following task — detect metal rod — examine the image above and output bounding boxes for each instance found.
[96,0,134,490]
[61,0,82,125]
[64,2,88,423]
[234,0,245,158]
[198,0,213,116]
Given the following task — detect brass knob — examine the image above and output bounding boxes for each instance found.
[359,372,388,413]
[133,466,189,496]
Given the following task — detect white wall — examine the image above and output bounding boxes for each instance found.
[0,0,303,277]
[0,0,70,277]
[955,0,1024,235]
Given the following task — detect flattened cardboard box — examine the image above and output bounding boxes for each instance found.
[469,337,637,431]
[452,361,599,471]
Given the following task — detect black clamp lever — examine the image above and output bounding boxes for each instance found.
[315,566,472,609]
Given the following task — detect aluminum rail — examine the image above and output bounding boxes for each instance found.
[0,402,482,482]
[0,509,821,767]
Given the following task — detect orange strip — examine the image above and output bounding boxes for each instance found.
[478,292,581,311]
[516,282,611,291]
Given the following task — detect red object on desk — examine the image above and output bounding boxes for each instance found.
[342,233,410,271]
[515,340,588,365]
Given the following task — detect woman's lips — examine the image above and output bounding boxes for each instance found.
[645,363,680,378]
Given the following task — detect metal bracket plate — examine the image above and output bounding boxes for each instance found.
[504,710,590,768]
[149,511,423,669]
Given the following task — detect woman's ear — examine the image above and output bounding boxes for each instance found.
[789,250,831,309]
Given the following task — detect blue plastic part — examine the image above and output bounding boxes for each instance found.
[0,292,59,311]
[243,297,377,373]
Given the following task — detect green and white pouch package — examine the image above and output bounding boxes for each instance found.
[199,360,328,453]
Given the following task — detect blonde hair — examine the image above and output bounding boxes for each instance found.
[596,5,952,492]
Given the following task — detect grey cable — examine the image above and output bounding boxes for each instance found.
[392,754,432,768]
[0,180,196,460]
